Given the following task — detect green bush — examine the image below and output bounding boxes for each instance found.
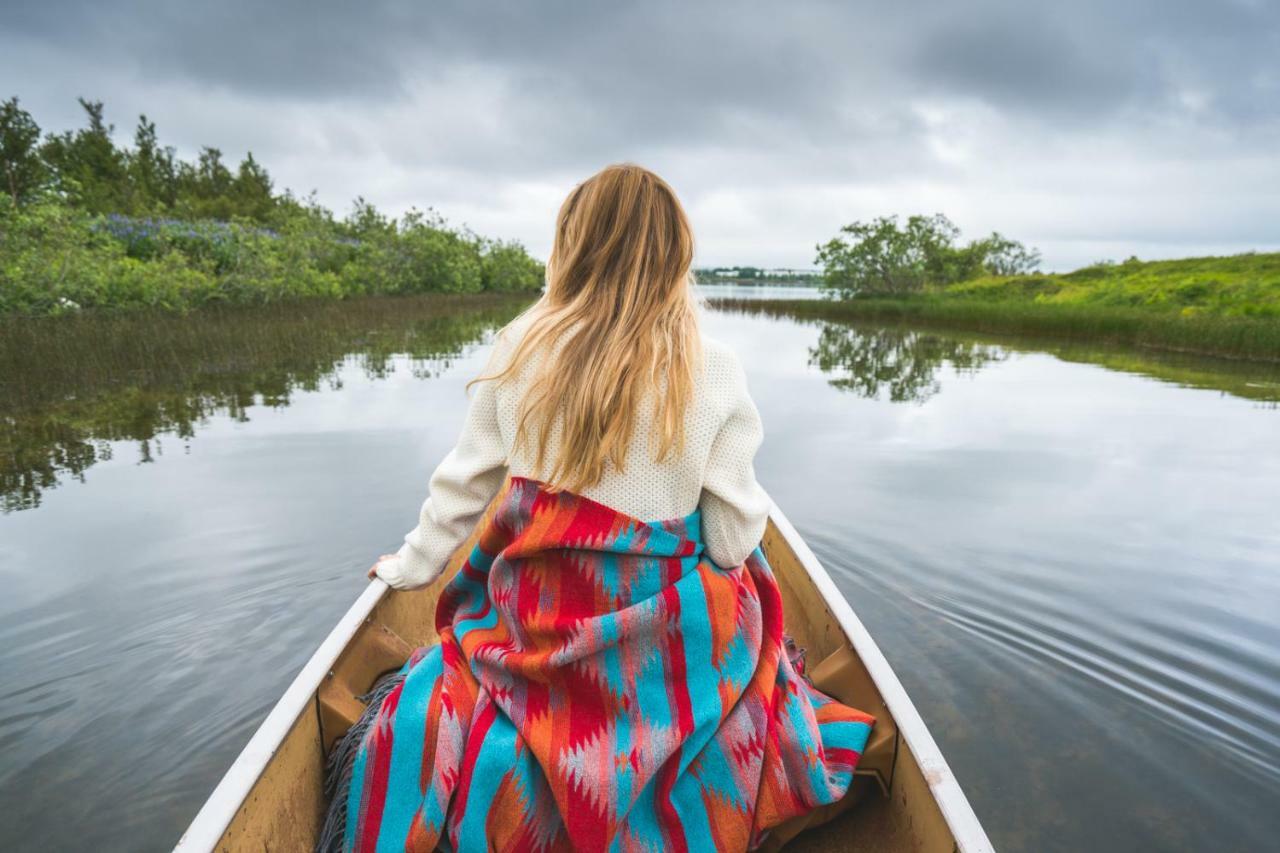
[481,240,545,292]
[0,96,545,315]
[0,197,544,315]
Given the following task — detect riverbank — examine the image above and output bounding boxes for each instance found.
[785,251,1280,362]
[711,299,1280,404]
[0,203,544,316]
[713,297,1280,364]
[0,99,546,316]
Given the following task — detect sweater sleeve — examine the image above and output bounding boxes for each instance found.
[376,376,508,590]
[700,352,771,568]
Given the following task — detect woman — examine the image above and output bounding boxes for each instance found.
[326,164,873,852]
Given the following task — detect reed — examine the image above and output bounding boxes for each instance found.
[717,297,1280,363]
[0,293,532,511]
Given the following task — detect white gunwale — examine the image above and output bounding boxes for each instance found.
[176,500,993,852]
[766,500,994,853]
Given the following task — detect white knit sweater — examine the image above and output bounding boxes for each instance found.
[375,318,771,590]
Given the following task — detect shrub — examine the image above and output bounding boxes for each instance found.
[0,96,545,314]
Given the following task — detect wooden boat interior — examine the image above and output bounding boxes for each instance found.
[188,508,986,852]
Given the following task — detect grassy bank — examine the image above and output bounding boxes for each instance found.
[945,252,1280,317]
[778,252,1280,362]
[715,297,1279,363]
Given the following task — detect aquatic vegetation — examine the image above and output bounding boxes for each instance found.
[739,289,1280,363]
[0,293,532,511]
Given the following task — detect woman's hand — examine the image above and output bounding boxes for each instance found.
[367,549,443,590]
[367,553,399,580]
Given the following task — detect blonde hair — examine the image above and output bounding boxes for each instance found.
[475,163,701,493]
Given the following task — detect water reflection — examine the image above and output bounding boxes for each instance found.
[0,295,530,512]
[7,296,1275,515]
[808,323,1007,403]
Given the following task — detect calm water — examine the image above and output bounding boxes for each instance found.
[1,295,1278,851]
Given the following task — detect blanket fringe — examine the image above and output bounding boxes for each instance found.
[315,671,406,853]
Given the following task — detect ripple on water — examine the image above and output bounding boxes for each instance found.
[802,519,1280,850]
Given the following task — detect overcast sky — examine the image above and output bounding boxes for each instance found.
[3,0,1278,270]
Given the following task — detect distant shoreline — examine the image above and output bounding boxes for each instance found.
[697,278,819,287]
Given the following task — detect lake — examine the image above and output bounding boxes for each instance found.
[1,292,1277,851]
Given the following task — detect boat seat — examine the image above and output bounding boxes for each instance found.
[759,645,898,850]
[808,643,897,795]
[317,620,413,751]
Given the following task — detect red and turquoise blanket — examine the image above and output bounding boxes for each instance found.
[335,477,873,852]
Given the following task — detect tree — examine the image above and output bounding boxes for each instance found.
[816,213,1041,296]
[396,208,483,293]
[0,97,45,204]
[128,114,178,211]
[232,152,275,221]
[39,98,129,213]
[973,231,1041,276]
[346,196,394,237]
[815,213,961,296]
[175,146,236,218]
[480,239,545,291]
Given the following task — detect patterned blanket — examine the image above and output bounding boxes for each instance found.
[336,477,873,852]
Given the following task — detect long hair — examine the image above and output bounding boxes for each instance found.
[475,163,701,493]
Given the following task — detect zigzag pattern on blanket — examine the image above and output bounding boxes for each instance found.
[339,476,874,852]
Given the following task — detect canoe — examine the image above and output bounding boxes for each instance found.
[176,499,993,852]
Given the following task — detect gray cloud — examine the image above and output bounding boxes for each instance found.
[2,0,1278,269]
